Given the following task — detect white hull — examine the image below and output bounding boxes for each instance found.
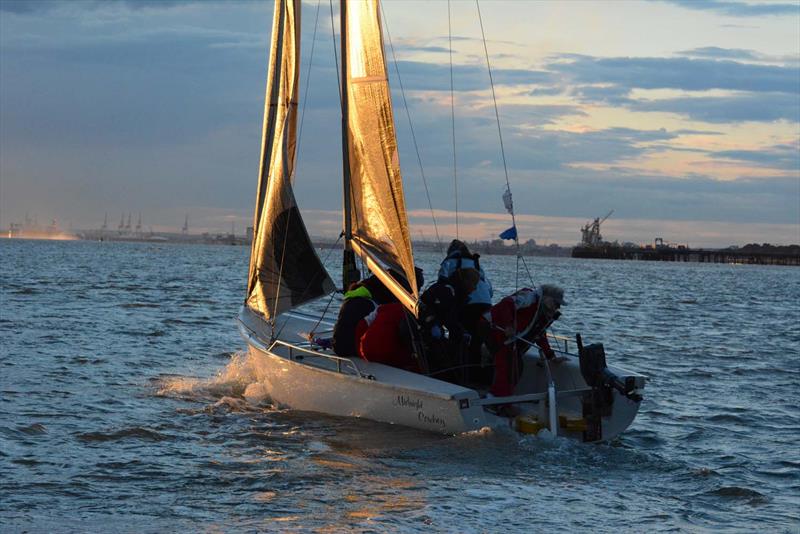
[238,307,644,441]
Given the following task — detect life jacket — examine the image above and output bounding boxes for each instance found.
[357,303,420,373]
[332,285,376,358]
[438,251,493,306]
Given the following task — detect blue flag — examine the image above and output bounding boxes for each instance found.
[499,225,517,240]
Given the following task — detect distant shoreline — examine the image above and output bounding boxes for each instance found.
[4,233,798,266]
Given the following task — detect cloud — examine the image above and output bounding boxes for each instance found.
[502,127,677,172]
[396,168,800,244]
[571,84,632,106]
[715,143,800,170]
[395,44,451,54]
[673,129,725,135]
[429,35,522,47]
[661,0,800,17]
[631,93,800,123]
[393,60,554,92]
[528,86,564,97]
[472,171,800,226]
[389,102,675,174]
[551,55,799,94]
[492,103,587,126]
[0,0,61,14]
[679,46,761,60]
[556,54,800,124]
[0,0,206,15]
[0,37,264,148]
[2,0,798,244]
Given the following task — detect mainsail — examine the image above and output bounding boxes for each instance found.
[343,0,419,313]
[246,0,334,321]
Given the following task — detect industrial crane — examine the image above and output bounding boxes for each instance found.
[580,210,614,247]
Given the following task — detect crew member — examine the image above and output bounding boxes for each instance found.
[438,240,493,323]
[356,302,421,372]
[437,240,494,382]
[332,268,423,358]
[419,267,480,378]
[332,276,387,357]
[482,284,565,398]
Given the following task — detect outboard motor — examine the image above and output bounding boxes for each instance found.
[577,334,642,442]
[577,334,642,401]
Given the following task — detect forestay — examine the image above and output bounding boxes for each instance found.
[343,0,419,312]
[246,0,334,321]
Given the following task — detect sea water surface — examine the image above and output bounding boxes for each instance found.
[1,239,798,532]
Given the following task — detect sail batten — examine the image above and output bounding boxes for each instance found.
[246,0,334,321]
[344,0,419,308]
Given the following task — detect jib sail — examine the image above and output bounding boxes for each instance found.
[246,0,335,321]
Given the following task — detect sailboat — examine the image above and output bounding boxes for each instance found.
[237,0,645,441]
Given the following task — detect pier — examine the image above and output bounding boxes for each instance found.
[574,242,800,266]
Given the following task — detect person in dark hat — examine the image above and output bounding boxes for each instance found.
[435,240,494,383]
[419,266,480,378]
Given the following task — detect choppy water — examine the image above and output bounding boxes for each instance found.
[1,239,798,532]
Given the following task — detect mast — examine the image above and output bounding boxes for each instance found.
[340,0,359,290]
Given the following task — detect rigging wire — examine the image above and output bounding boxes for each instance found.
[475,0,535,291]
[297,0,322,146]
[379,0,443,254]
[475,0,512,221]
[329,0,342,105]
[448,0,459,240]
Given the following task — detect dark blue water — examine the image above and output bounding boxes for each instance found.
[2,239,799,532]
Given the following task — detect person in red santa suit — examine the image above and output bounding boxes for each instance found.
[356,302,421,373]
[481,284,566,398]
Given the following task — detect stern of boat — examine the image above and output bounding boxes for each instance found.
[500,333,645,442]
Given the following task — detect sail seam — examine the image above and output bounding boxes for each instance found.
[349,75,387,83]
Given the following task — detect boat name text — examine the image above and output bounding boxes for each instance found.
[418,411,447,429]
[393,395,423,410]
[393,395,446,428]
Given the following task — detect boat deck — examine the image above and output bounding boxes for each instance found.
[239,308,477,400]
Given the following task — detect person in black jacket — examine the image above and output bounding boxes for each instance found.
[332,276,385,357]
[419,267,480,381]
[332,268,424,358]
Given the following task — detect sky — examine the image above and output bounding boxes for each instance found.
[0,0,798,247]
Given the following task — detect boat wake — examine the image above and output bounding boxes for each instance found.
[154,351,275,409]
